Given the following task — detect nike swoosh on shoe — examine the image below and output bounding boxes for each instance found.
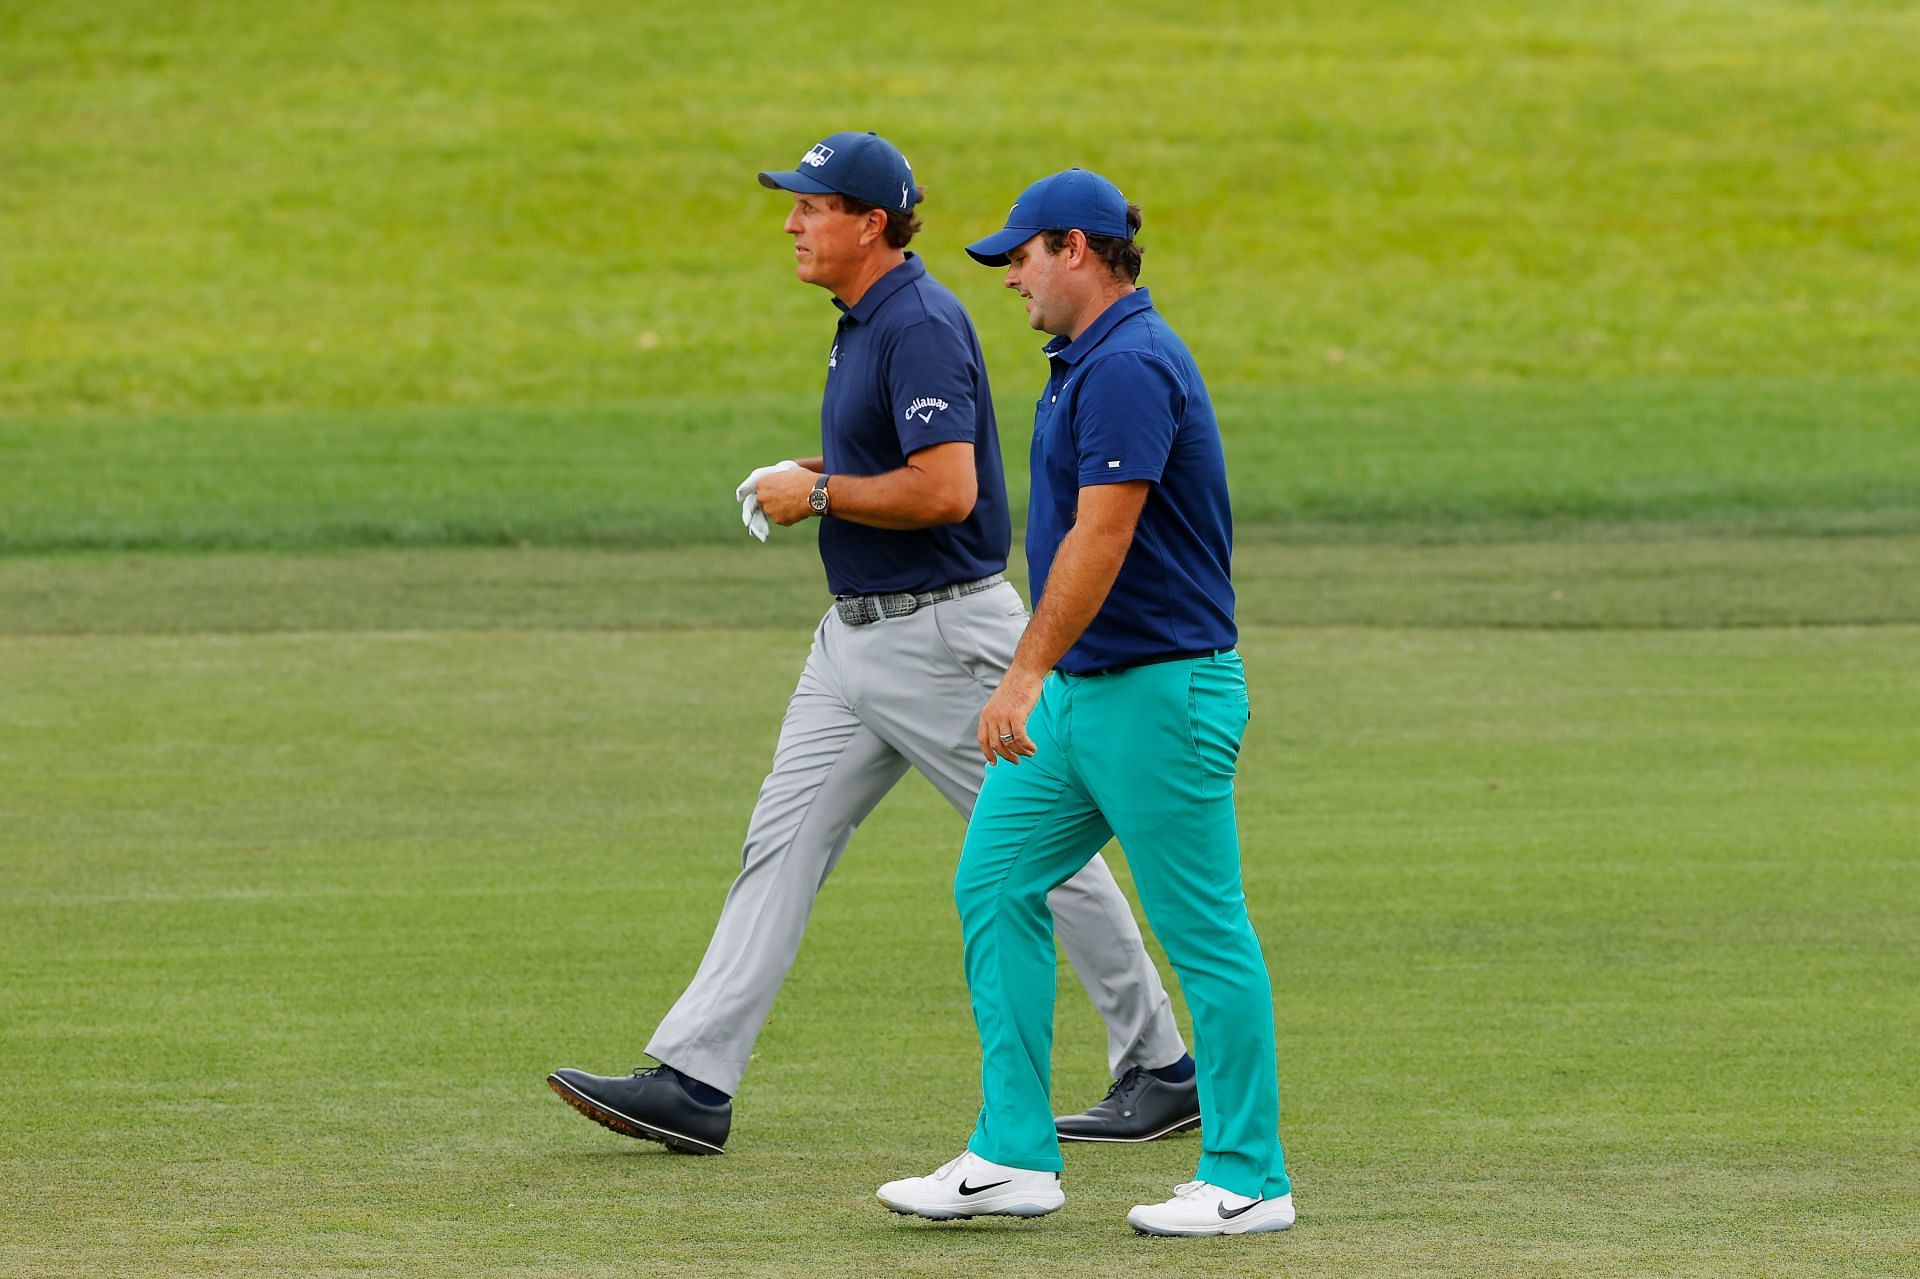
[958,1179,1013,1196]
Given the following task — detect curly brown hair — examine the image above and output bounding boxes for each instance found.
[1040,202,1144,282]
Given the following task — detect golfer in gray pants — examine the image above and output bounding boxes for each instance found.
[547,132,1202,1155]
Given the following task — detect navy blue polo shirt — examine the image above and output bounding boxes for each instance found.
[1026,289,1236,675]
[817,254,1010,596]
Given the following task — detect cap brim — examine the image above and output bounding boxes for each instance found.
[965,225,1041,267]
[758,169,838,195]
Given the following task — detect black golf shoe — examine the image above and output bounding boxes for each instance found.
[547,1066,731,1155]
[1054,1065,1201,1143]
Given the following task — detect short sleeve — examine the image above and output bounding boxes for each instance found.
[1071,354,1185,486]
[884,317,979,455]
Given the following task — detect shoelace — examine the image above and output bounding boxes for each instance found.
[1171,1180,1259,1209]
[1099,1065,1152,1105]
[931,1152,970,1182]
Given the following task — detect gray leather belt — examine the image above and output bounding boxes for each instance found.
[834,573,1005,627]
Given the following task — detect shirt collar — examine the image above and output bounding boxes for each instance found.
[833,253,925,325]
[1043,288,1154,365]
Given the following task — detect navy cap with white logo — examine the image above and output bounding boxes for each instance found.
[965,168,1132,266]
[758,131,919,213]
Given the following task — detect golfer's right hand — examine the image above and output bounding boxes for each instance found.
[978,670,1043,765]
[735,460,798,504]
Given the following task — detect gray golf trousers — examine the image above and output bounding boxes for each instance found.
[647,579,1187,1095]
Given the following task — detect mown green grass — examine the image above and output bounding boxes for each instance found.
[5,378,1918,552]
[5,538,1920,636]
[4,2,1917,1273]
[5,0,1917,417]
[2,572,1915,1277]
[6,2,1916,557]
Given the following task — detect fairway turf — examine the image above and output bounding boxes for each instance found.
[5,379,1920,553]
[4,2,1917,414]
[5,0,1919,1273]
[5,537,1920,637]
[4,1,1918,559]
[2,551,1917,1278]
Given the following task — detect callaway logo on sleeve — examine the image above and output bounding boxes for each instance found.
[905,396,950,424]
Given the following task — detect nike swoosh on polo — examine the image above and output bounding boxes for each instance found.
[1217,1197,1263,1220]
[958,1178,1013,1196]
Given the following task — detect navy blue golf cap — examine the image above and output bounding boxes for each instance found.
[966,168,1131,266]
[758,131,919,213]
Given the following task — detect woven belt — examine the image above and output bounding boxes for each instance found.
[833,573,1006,627]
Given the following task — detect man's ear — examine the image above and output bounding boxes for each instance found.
[860,208,890,247]
[1064,228,1089,267]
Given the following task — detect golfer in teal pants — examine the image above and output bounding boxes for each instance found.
[877,169,1295,1237]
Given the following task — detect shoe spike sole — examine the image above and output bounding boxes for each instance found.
[546,1073,724,1156]
[1131,1223,1294,1237]
[881,1206,1054,1222]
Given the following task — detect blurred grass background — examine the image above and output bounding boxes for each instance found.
[4,380,1920,551]
[4,0,1917,551]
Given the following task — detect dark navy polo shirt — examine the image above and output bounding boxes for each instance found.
[1025,288,1237,675]
[817,254,1010,596]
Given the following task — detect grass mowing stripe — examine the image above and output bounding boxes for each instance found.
[3,538,1917,636]
[4,380,1917,552]
[2,623,1914,1276]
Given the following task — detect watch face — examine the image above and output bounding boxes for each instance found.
[810,479,829,512]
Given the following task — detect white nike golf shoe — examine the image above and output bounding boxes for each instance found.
[1127,1181,1296,1236]
[877,1150,1064,1220]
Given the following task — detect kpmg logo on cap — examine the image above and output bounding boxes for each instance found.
[802,144,834,168]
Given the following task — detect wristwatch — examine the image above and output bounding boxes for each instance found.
[809,473,831,515]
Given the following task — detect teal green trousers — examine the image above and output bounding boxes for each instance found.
[955,650,1290,1200]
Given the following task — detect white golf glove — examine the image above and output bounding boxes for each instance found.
[735,459,799,542]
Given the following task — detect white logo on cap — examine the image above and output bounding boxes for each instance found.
[802,144,834,168]
[900,182,910,210]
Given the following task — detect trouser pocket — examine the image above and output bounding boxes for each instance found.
[1187,659,1250,779]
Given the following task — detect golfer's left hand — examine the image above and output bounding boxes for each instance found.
[756,467,820,526]
[979,670,1044,765]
